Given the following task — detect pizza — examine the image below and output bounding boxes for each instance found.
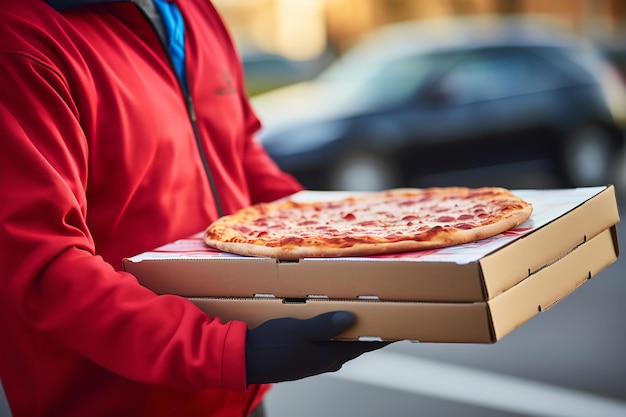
[203,187,533,260]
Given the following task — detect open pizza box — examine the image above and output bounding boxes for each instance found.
[123,186,620,343]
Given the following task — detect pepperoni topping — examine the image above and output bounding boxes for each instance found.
[436,216,455,223]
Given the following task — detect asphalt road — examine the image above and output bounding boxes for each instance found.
[265,162,626,417]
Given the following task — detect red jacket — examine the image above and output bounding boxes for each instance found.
[0,0,302,416]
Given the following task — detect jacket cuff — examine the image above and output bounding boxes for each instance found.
[221,320,248,392]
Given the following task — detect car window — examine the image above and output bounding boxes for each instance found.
[534,46,601,85]
[316,40,454,106]
[356,52,459,106]
[318,50,458,108]
[434,48,564,105]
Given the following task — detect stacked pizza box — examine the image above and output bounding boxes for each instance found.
[124,186,620,343]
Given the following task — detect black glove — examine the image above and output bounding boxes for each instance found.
[245,311,389,385]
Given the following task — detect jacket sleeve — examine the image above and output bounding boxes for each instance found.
[0,53,248,392]
[243,125,305,204]
[238,80,304,204]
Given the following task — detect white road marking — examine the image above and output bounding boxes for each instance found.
[332,351,626,417]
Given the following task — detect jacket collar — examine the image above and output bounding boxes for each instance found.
[46,0,130,11]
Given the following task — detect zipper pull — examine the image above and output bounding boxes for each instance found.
[186,95,197,123]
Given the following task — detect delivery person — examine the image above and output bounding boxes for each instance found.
[0,1,389,416]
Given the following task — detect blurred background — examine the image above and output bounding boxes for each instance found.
[214,0,626,70]
[215,0,626,193]
[210,1,626,417]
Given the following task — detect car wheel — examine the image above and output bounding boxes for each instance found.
[328,151,401,191]
[561,125,617,187]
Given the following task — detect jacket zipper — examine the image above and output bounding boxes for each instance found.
[184,94,224,218]
[136,3,225,218]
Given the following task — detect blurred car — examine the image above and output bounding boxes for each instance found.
[252,16,626,191]
[241,50,333,97]
[241,51,307,96]
[603,45,626,82]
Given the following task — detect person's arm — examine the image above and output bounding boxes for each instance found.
[0,52,249,392]
[242,130,305,204]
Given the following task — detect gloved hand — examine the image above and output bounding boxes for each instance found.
[245,311,389,385]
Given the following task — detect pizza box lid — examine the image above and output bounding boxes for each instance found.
[123,185,620,303]
[187,226,619,343]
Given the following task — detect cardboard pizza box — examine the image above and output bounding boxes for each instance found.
[187,226,618,342]
[124,186,620,303]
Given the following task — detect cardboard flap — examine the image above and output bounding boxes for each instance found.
[275,259,484,301]
[488,226,618,340]
[479,185,619,299]
[124,256,280,297]
[189,297,494,343]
